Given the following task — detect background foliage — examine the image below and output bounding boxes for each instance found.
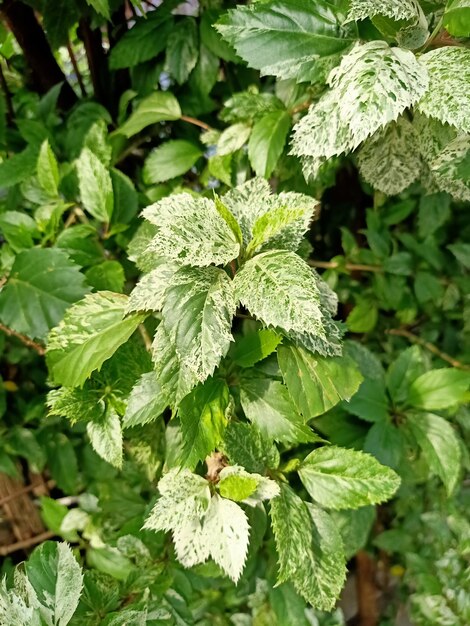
[0,0,469,624]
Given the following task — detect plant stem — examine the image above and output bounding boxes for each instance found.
[180,115,212,131]
[309,260,382,273]
[386,328,470,371]
[0,323,46,355]
[66,39,87,98]
[289,100,311,115]
[0,61,14,123]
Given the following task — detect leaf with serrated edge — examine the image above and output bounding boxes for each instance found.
[162,266,236,383]
[270,484,346,611]
[123,372,167,428]
[299,446,400,509]
[347,0,417,21]
[87,409,123,468]
[143,194,240,267]
[126,263,178,313]
[278,343,363,419]
[291,42,428,179]
[47,292,146,388]
[233,329,282,368]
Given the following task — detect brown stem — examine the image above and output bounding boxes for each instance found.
[66,40,87,98]
[180,115,212,131]
[0,530,55,556]
[289,100,311,115]
[0,323,46,355]
[78,18,109,107]
[138,324,152,352]
[386,328,470,371]
[1,0,77,109]
[309,260,382,273]
[0,479,55,506]
[0,61,14,124]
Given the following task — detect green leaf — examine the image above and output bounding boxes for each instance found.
[448,242,470,269]
[218,468,258,502]
[246,196,317,257]
[299,446,400,509]
[407,412,462,495]
[233,329,282,368]
[357,117,421,195]
[162,266,236,385]
[270,484,346,611]
[43,433,79,495]
[109,12,174,69]
[363,421,404,469]
[248,110,291,178]
[85,261,125,293]
[217,0,355,82]
[25,542,83,626]
[443,0,470,38]
[0,248,89,340]
[178,378,230,468]
[418,47,470,134]
[47,292,146,388]
[85,0,110,18]
[386,346,426,406]
[143,140,203,184]
[278,344,363,419]
[37,140,59,197]
[418,192,451,238]
[346,301,378,333]
[143,194,240,267]
[0,146,41,189]
[331,507,376,561]
[0,211,39,252]
[240,378,317,443]
[116,92,181,138]
[344,378,389,423]
[213,195,243,246]
[111,169,138,225]
[217,122,251,156]
[47,386,106,425]
[123,372,167,427]
[222,422,280,474]
[76,147,114,222]
[234,250,342,356]
[291,41,428,180]
[164,18,199,85]
[42,0,81,49]
[87,409,123,468]
[407,369,470,410]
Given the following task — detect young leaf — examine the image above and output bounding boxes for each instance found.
[222,177,272,244]
[116,92,181,138]
[418,47,470,134]
[407,412,462,495]
[87,409,123,468]
[218,465,280,505]
[240,378,317,443]
[234,250,341,356]
[143,194,240,267]
[357,117,422,195]
[47,292,146,388]
[291,41,428,180]
[162,266,236,383]
[85,0,110,19]
[76,147,114,222]
[25,542,83,626]
[233,329,282,368]
[248,110,291,178]
[178,378,231,468]
[278,344,363,419]
[298,446,401,509]
[123,372,167,428]
[270,484,346,611]
[217,0,355,82]
[37,139,59,197]
[407,368,470,410]
[143,140,203,184]
[127,263,178,314]
[0,248,89,340]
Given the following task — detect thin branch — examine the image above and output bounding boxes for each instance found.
[0,480,55,507]
[289,100,311,115]
[139,324,152,352]
[0,530,55,556]
[0,323,46,355]
[386,328,470,371]
[309,260,382,273]
[180,115,212,131]
[66,40,87,98]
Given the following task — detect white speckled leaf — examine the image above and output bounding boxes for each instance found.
[127,262,178,313]
[222,178,272,244]
[418,47,470,134]
[143,194,240,267]
[203,494,250,583]
[358,117,422,195]
[144,468,211,533]
[270,484,346,611]
[162,266,236,384]
[291,42,428,178]
[86,409,123,468]
[347,0,417,21]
